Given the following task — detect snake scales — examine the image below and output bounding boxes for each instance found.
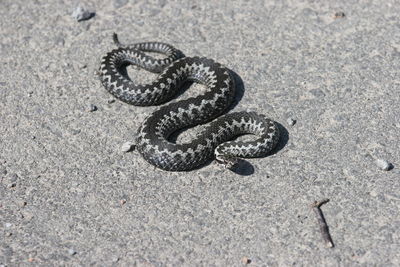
[99,33,280,171]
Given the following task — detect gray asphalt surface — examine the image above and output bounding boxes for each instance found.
[1,0,399,266]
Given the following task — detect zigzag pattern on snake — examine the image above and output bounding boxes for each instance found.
[99,33,280,171]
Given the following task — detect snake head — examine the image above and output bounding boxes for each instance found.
[215,155,239,170]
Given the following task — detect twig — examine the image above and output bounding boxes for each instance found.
[113,33,123,47]
[311,199,334,248]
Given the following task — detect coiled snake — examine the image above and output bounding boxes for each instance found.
[99,33,280,171]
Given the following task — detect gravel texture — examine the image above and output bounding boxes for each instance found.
[1,0,399,266]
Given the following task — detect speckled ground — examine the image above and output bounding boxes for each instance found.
[1,0,399,266]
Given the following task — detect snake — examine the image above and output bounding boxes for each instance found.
[99,33,280,171]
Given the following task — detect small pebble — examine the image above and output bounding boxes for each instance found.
[5,223,12,228]
[54,37,65,46]
[334,12,345,18]
[21,212,34,221]
[5,232,12,237]
[18,200,27,207]
[310,88,325,97]
[94,70,102,76]
[72,6,95,22]
[28,258,35,262]
[113,0,128,8]
[8,183,16,188]
[121,142,135,152]
[369,190,378,197]
[107,98,116,104]
[241,257,251,264]
[10,173,18,181]
[287,117,296,126]
[68,248,77,255]
[72,129,81,135]
[88,104,97,112]
[375,159,393,171]
[120,199,126,205]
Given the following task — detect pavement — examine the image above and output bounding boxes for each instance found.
[1,0,399,266]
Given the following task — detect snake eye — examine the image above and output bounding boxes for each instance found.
[215,155,239,170]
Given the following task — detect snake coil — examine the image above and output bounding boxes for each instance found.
[99,33,279,171]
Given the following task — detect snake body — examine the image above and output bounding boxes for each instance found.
[99,34,279,171]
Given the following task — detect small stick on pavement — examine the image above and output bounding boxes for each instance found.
[113,33,123,47]
[311,199,334,248]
